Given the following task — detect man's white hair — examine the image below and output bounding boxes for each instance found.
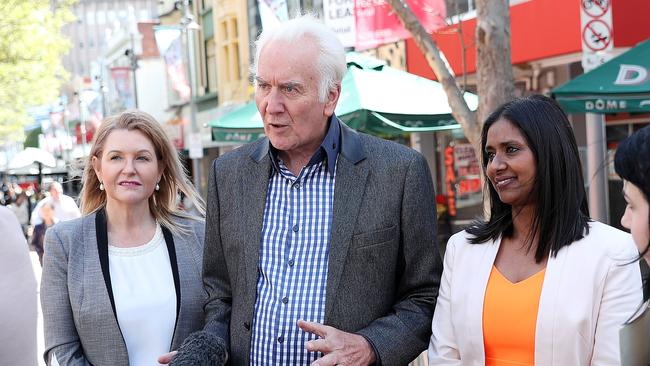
[252,14,347,103]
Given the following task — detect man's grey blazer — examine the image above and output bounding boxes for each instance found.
[40,210,207,366]
[202,118,442,365]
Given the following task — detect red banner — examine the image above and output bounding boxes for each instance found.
[110,66,136,109]
[354,0,446,50]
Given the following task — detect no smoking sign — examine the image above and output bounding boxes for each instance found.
[582,19,612,52]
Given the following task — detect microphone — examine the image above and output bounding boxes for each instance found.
[169,330,228,366]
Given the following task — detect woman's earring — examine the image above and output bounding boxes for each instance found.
[99,182,104,191]
[155,183,160,191]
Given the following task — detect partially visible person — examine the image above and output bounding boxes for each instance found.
[31,202,57,266]
[0,205,38,366]
[31,181,80,225]
[41,110,206,366]
[9,186,31,237]
[3,182,16,205]
[429,95,641,365]
[0,181,9,205]
[615,125,650,266]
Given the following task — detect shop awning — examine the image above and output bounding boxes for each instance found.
[553,39,650,114]
[209,52,477,139]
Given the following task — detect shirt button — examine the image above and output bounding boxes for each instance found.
[292,224,299,232]
[282,297,288,304]
[278,336,284,343]
[244,322,250,331]
[293,182,301,189]
[288,259,294,267]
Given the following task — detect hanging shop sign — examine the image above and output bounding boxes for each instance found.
[324,0,356,48]
[354,0,446,50]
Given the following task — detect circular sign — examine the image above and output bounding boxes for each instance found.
[581,0,609,18]
[582,19,612,51]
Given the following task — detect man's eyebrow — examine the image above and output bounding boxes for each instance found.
[279,81,302,89]
[254,76,267,84]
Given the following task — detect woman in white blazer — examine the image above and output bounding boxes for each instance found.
[41,111,206,366]
[429,95,642,365]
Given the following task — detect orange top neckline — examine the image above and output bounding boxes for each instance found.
[483,265,546,366]
[493,266,546,285]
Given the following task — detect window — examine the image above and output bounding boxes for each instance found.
[445,0,530,19]
[445,0,474,18]
[199,5,216,94]
[220,17,240,83]
[86,12,95,25]
[97,11,106,24]
[206,40,218,92]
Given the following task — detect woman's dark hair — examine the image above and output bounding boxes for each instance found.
[614,125,650,257]
[466,95,591,263]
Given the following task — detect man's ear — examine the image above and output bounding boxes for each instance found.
[323,84,341,117]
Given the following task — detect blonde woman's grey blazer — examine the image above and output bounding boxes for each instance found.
[40,210,206,366]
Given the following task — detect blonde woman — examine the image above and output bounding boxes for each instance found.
[41,111,206,366]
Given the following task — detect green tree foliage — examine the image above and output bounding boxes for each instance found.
[0,0,75,143]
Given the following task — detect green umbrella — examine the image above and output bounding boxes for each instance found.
[210,52,478,139]
[209,103,266,143]
[553,38,650,114]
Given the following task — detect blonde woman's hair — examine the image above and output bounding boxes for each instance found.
[79,110,205,233]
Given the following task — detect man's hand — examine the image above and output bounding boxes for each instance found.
[157,351,177,365]
[298,320,377,366]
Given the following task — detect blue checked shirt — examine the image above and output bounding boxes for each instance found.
[250,120,340,365]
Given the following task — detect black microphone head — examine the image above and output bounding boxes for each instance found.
[169,330,228,366]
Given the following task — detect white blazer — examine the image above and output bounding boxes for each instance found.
[429,221,642,365]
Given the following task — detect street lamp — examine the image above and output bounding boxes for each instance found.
[180,0,204,197]
[125,40,139,109]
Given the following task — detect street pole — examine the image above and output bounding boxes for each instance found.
[182,0,204,197]
[79,95,88,157]
[585,113,610,224]
[129,34,139,109]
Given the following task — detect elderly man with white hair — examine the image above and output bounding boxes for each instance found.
[164,15,441,366]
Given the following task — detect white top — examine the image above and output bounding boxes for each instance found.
[108,224,177,366]
[31,195,81,225]
[428,221,642,366]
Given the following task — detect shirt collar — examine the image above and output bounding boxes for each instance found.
[269,116,341,175]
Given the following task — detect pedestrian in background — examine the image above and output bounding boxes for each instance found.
[41,110,206,366]
[8,185,32,237]
[429,95,641,365]
[31,181,80,225]
[0,205,38,366]
[31,201,57,266]
[165,15,441,366]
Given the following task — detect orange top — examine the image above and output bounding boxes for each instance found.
[483,266,546,366]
